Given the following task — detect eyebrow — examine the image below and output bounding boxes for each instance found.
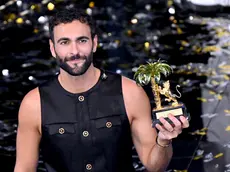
[57,36,90,43]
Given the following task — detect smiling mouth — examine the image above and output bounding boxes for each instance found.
[68,59,85,64]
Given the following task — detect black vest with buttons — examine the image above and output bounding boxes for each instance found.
[38,70,135,172]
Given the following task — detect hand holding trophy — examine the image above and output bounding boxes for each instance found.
[134,60,190,127]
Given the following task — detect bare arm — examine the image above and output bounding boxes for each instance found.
[14,88,41,172]
[122,77,187,172]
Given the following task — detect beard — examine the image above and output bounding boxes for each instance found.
[55,50,93,76]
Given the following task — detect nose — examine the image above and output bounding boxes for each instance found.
[70,42,79,55]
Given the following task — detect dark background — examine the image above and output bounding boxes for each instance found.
[1,0,230,171]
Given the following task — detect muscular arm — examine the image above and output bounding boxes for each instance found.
[14,88,41,172]
[122,77,173,172]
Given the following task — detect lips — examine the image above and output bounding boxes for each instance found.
[68,59,85,65]
[69,59,83,62]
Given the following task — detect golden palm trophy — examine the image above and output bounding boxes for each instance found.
[134,60,190,127]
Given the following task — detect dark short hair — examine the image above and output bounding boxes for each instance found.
[49,8,96,42]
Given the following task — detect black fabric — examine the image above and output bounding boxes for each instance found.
[38,70,135,172]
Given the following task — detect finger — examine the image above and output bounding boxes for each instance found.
[175,129,182,135]
[170,131,179,138]
[156,124,174,139]
[155,123,167,132]
[180,116,189,128]
[168,114,182,131]
[159,117,174,132]
[156,123,180,139]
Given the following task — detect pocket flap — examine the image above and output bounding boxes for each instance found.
[46,123,76,135]
[94,116,121,129]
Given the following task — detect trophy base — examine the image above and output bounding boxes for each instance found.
[152,104,190,127]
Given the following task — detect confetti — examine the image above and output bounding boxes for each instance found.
[225,126,230,131]
[225,163,230,168]
[193,155,203,160]
[197,97,207,102]
[224,110,230,113]
[214,153,224,158]
[209,91,216,95]
[0,1,230,172]
[204,153,214,163]
[215,94,223,100]
[190,128,208,135]
[211,80,220,85]
[224,75,229,80]
[201,113,218,118]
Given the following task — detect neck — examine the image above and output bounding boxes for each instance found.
[58,64,100,94]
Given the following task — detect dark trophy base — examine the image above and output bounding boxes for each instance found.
[152,104,190,127]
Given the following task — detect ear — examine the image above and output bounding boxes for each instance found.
[92,35,98,53]
[49,39,56,58]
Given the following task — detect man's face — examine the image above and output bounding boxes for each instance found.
[50,20,97,76]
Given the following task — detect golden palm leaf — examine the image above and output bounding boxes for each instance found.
[134,60,172,86]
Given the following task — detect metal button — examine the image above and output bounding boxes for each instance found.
[59,128,65,134]
[106,122,112,128]
[86,164,92,170]
[78,96,84,102]
[83,131,89,137]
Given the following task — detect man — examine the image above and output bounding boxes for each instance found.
[14,8,189,172]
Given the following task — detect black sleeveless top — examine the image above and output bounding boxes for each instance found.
[38,70,135,172]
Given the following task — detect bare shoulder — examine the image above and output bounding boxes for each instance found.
[122,76,148,98]
[20,87,40,112]
[121,76,151,122]
[18,87,41,133]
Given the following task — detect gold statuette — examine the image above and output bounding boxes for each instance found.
[134,60,190,127]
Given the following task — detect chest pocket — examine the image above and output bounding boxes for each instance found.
[92,115,123,145]
[43,123,78,152]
